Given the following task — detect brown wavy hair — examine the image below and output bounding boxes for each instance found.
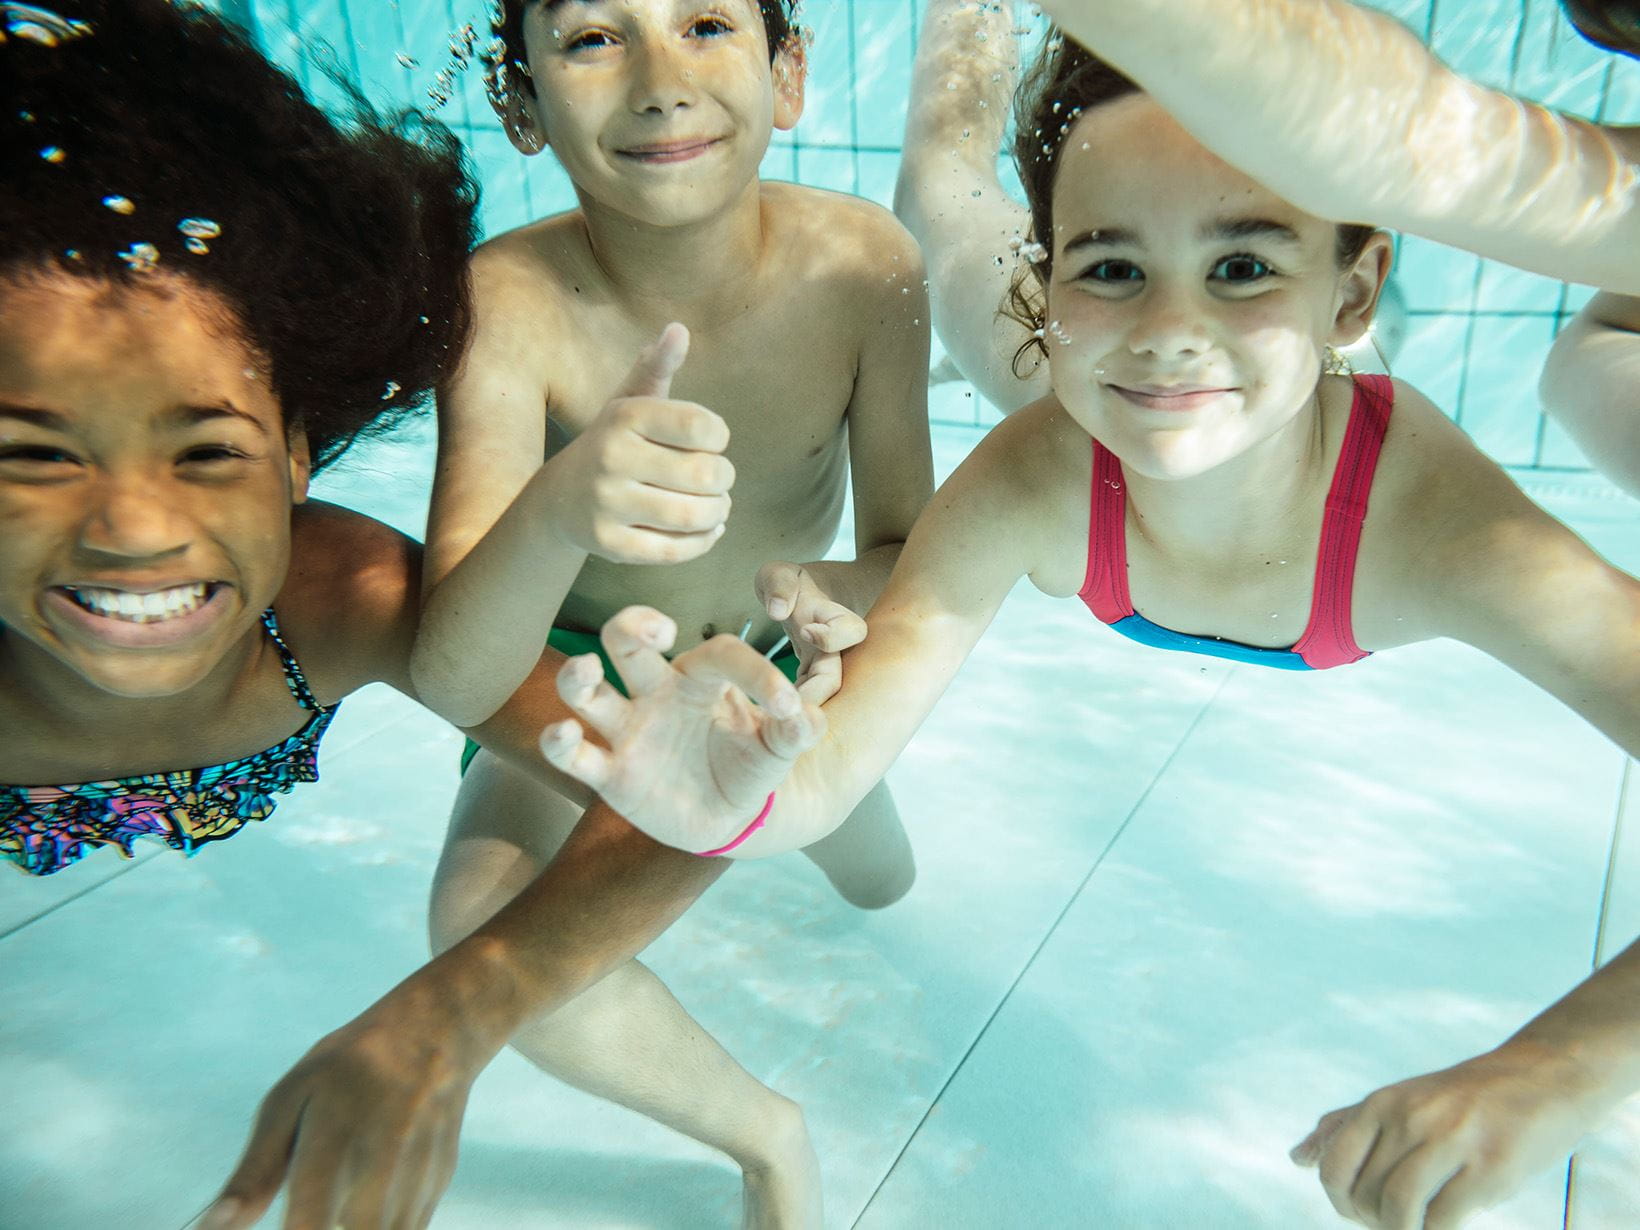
[1003,34,1375,377]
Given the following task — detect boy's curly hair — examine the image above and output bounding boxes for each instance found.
[493,0,803,98]
[1003,32,1375,377]
[0,0,480,472]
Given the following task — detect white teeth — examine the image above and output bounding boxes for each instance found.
[65,582,210,623]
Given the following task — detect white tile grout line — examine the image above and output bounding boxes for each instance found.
[851,667,1239,1228]
[0,847,165,941]
[1567,755,1636,1229]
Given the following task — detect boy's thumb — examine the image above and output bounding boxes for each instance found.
[619,322,690,398]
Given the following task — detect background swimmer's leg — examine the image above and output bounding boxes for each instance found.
[429,751,823,1229]
[800,779,916,910]
[1540,291,1640,499]
[894,0,1050,413]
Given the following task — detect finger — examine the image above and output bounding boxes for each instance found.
[614,322,689,399]
[1375,1144,1463,1230]
[795,651,842,706]
[621,398,731,454]
[332,1134,404,1230]
[539,720,616,794]
[391,1133,459,1230]
[555,653,633,739]
[198,1082,309,1230]
[802,609,867,653]
[1292,1106,1351,1167]
[1316,1111,1383,1221]
[755,560,803,621]
[599,523,727,566]
[625,437,735,495]
[1423,1164,1506,1230]
[620,484,732,535]
[279,1127,347,1230]
[676,635,804,718]
[761,698,827,762]
[599,606,679,696]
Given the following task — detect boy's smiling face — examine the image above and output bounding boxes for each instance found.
[0,272,309,700]
[513,0,804,225]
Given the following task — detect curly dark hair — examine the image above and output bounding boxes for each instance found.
[493,0,803,99]
[1560,0,1640,57]
[0,0,480,471]
[1004,32,1376,376]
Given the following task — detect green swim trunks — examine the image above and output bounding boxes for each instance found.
[459,624,802,776]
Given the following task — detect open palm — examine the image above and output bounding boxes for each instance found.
[539,606,825,854]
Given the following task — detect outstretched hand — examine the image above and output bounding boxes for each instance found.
[197,975,497,1230]
[538,606,825,854]
[1291,1044,1599,1228]
[547,323,736,565]
[754,560,867,705]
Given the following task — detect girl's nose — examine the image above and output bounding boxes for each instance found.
[1126,288,1212,360]
[78,470,192,562]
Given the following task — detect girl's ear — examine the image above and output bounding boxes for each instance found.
[1330,231,1395,350]
[286,421,312,505]
[772,37,808,131]
[493,67,548,155]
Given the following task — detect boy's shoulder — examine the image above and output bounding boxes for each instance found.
[470,212,590,307]
[760,182,924,279]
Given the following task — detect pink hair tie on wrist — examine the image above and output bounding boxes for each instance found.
[696,792,775,858]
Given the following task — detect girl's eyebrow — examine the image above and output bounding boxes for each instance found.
[0,402,267,434]
[0,403,68,430]
[1062,216,1301,254]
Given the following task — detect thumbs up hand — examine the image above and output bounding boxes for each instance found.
[547,323,736,564]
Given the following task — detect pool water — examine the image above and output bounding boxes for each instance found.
[4,2,1640,1227]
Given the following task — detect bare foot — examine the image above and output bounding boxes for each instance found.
[739,1100,823,1230]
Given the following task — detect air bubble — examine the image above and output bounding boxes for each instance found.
[117,242,160,273]
[40,146,65,163]
[178,217,222,240]
[102,195,135,215]
[382,380,402,401]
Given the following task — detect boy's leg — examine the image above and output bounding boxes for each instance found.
[430,750,823,1228]
[895,0,1047,412]
[800,779,916,910]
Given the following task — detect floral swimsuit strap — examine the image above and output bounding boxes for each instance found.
[0,609,340,877]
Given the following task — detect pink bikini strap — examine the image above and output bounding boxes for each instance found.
[1290,374,1394,669]
[1078,439,1134,622]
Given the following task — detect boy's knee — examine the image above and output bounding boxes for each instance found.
[834,858,916,911]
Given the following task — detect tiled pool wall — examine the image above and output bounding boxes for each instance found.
[226,0,1640,469]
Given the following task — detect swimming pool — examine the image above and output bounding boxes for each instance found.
[3,2,1639,1227]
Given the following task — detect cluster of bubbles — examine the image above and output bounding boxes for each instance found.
[420,22,483,110]
[94,195,225,272]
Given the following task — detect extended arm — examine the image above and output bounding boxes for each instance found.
[895,0,1049,411]
[1292,391,1640,1228]
[1038,0,1640,292]
[544,409,1055,856]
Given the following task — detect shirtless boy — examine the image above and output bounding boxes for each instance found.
[408,1,934,1222]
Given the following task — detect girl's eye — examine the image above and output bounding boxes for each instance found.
[1212,254,1274,282]
[178,444,251,466]
[1083,260,1143,284]
[0,444,79,466]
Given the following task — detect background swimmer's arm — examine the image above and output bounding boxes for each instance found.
[1540,293,1640,498]
[895,0,1050,413]
[1038,0,1640,293]
[413,251,588,727]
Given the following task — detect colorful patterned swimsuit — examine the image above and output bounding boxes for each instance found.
[1,609,339,876]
